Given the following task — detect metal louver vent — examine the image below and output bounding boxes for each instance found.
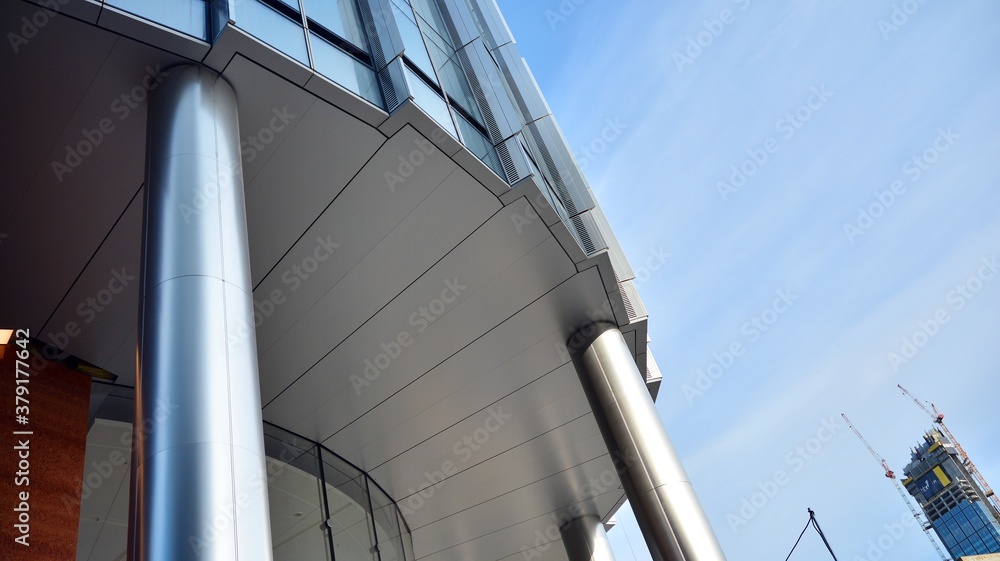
[618,282,637,320]
[457,48,503,144]
[378,67,398,111]
[495,141,519,183]
[526,125,576,215]
[570,215,596,255]
[358,1,388,70]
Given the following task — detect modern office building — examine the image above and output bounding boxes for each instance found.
[0,1,727,560]
[903,430,1000,559]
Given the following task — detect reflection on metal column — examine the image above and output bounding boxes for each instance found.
[561,515,618,561]
[129,65,274,561]
[571,323,727,561]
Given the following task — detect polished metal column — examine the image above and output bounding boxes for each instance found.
[561,515,617,561]
[571,323,726,561]
[130,65,273,561]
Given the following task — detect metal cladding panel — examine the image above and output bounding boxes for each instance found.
[414,490,623,561]
[493,42,552,124]
[358,0,407,70]
[367,361,590,493]
[269,231,575,443]
[325,269,608,468]
[326,313,573,462]
[255,143,479,404]
[568,210,607,257]
[523,116,596,218]
[413,455,619,536]
[457,39,524,144]
[378,55,412,112]
[394,419,609,525]
[437,0,481,46]
[0,26,175,332]
[463,0,515,49]
[40,192,143,371]
[590,205,637,282]
[619,279,648,321]
[257,167,507,416]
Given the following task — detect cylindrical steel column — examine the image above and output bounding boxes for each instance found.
[561,515,617,561]
[570,323,726,561]
[129,65,273,561]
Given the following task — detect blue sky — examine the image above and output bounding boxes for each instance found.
[496,1,1000,559]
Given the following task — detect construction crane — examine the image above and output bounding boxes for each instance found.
[842,413,950,561]
[897,385,1000,516]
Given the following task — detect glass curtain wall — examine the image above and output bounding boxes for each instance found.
[79,384,415,561]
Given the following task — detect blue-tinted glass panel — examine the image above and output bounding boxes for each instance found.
[970,533,986,552]
[233,0,309,65]
[960,512,977,537]
[303,0,368,51]
[438,56,482,124]
[403,66,455,135]
[108,0,207,40]
[392,4,436,81]
[455,112,503,178]
[411,0,452,47]
[311,33,382,107]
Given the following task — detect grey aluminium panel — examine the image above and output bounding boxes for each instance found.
[134,65,273,561]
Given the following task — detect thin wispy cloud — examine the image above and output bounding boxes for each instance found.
[500,0,1000,559]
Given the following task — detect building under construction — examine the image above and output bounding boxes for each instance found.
[902,429,1000,558]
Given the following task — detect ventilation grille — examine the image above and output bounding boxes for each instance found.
[457,47,503,144]
[358,1,388,70]
[526,124,577,216]
[618,281,637,320]
[496,140,519,183]
[378,66,399,111]
[570,215,596,255]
